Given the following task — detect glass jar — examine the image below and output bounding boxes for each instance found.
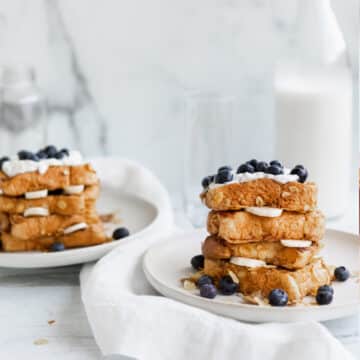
[0,66,47,155]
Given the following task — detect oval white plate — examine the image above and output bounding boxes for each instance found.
[0,186,159,268]
[143,229,360,323]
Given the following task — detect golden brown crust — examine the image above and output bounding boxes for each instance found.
[0,185,99,216]
[202,236,320,270]
[0,164,98,196]
[1,223,108,251]
[207,209,325,243]
[9,211,101,241]
[204,258,331,303]
[201,179,317,212]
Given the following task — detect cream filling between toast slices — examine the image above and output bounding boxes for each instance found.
[64,185,84,194]
[280,240,312,248]
[25,189,48,199]
[64,222,88,234]
[24,207,49,217]
[245,207,283,218]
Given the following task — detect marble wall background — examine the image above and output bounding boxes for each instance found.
[0,0,358,194]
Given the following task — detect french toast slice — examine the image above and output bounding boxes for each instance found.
[0,184,99,216]
[207,209,325,243]
[202,236,320,270]
[9,211,101,241]
[203,257,331,303]
[201,179,317,212]
[0,164,98,196]
[1,222,108,251]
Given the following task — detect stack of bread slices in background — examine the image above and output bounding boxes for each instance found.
[0,147,107,251]
[198,160,332,305]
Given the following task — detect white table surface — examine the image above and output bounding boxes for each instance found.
[0,205,358,359]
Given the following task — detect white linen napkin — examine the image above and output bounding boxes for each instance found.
[80,158,354,360]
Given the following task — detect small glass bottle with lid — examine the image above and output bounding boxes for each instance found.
[0,65,47,155]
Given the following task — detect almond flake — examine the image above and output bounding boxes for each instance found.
[183,280,197,290]
[227,270,239,284]
[34,338,48,346]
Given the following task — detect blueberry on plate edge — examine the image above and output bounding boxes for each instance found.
[191,254,204,271]
[334,266,350,282]
[268,289,288,306]
[51,242,65,252]
[112,227,130,240]
[218,275,239,295]
[199,284,217,299]
[316,286,333,305]
[197,275,214,287]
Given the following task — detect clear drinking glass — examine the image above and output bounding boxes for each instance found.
[0,66,47,155]
[183,92,237,227]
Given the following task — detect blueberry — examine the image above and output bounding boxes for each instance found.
[197,275,214,287]
[247,159,258,168]
[214,170,233,184]
[112,227,130,240]
[44,145,58,158]
[36,150,48,159]
[270,160,283,168]
[59,148,70,156]
[54,151,65,159]
[218,275,239,295]
[294,164,305,170]
[318,285,334,295]
[267,165,284,175]
[201,176,212,189]
[237,163,255,174]
[334,266,350,282]
[290,167,308,183]
[256,161,268,172]
[51,242,65,252]
[0,156,10,171]
[218,165,232,173]
[316,287,333,305]
[199,284,217,299]
[18,150,34,160]
[268,289,288,306]
[191,255,204,270]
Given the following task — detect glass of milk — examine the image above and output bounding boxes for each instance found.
[274,0,353,218]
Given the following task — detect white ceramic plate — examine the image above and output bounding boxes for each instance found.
[0,186,159,268]
[143,229,360,323]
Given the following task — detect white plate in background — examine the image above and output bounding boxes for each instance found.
[143,229,360,323]
[0,187,159,268]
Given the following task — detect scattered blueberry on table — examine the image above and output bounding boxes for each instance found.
[334,266,350,282]
[51,242,65,252]
[191,254,204,271]
[268,289,288,306]
[112,227,130,240]
[316,285,334,305]
[218,275,239,295]
[197,275,214,287]
[199,284,217,299]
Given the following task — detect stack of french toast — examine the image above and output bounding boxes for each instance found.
[0,146,108,251]
[196,160,332,305]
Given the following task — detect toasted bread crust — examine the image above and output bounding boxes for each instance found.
[0,164,98,196]
[9,211,101,241]
[204,258,331,303]
[201,179,317,212]
[0,185,99,215]
[207,209,325,243]
[202,236,320,270]
[1,223,108,251]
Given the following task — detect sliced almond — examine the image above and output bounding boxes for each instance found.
[183,279,196,290]
[230,257,266,268]
[245,207,282,218]
[227,270,239,284]
[280,240,312,248]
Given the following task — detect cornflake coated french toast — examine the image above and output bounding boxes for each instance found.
[0,146,110,251]
[202,236,320,270]
[186,160,340,307]
[207,209,325,243]
[204,257,331,304]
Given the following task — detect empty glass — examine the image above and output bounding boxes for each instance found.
[183,92,237,227]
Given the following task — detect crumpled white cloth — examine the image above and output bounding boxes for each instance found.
[80,158,354,360]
